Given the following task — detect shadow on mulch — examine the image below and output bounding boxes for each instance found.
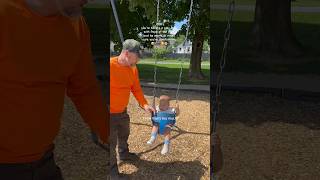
[121,159,206,180]
[132,122,209,156]
[119,122,208,179]
[215,92,320,130]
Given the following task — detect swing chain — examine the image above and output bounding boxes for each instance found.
[152,0,161,109]
[211,1,235,178]
[152,57,158,108]
[212,0,235,134]
[153,0,193,105]
[175,0,194,104]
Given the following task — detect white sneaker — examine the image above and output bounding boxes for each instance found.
[161,143,170,155]
[147,136,156,145]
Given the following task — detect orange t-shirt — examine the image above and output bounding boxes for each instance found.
[110,57,148,113]
[0,0,108,163]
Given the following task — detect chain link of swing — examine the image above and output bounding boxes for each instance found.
[175,0,193,104]
[152,0,161,109]
[211,1,235,178]
[152,0,194,107]
[211,0,235,134]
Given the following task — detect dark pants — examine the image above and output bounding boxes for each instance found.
[110,110,130,174]
[0,147,63,180]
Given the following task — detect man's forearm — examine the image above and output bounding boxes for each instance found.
[132,89,148,108]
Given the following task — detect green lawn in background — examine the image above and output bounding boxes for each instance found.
[137,62,210,85]
[140,58,210,64]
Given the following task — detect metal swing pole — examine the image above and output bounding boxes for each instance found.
[110,0,124,43]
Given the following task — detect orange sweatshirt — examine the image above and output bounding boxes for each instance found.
[110,57,148,113]
[0,0,108,163]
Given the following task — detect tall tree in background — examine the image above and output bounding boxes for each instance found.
[252,0,304,59]
[187,0,209,79]
[110,0,151,52]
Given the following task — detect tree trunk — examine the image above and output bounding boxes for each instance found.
[252,0,304,58]
[189,29,205,80]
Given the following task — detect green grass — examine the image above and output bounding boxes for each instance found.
[136,63,210,85]
[213,0,320,7]
[212,10,320,75]
[140,58,210,64]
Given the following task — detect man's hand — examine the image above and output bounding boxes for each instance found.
[143,104,155,114]
[91,132,109,152]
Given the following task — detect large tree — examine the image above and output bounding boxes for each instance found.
[188,0,209,79]
[110,0,152,52]
[251,0,304,59]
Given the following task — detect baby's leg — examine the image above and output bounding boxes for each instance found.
[151,125,159,134]
[163,127,171,141]
[161,127,172,155]
[147,125,158,145]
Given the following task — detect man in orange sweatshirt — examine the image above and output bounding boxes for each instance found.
[110,39,155,179]
[0,0,108,179]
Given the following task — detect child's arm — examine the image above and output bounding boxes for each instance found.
[212,133,223,173]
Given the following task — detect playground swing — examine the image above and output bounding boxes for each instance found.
[109,0,194,135]
[151,0,194,135]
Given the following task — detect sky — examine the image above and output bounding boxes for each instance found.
[170,19,187,35]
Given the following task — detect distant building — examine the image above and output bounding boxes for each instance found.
[174,40,192,54]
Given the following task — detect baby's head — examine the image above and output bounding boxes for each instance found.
[159,95,171,111]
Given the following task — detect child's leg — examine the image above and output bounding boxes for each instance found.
[161,127,171,155]
[151,125,159,134]
[147,126,158,145]
[164,128,171,142]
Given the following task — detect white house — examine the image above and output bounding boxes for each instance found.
[174,40,192,54]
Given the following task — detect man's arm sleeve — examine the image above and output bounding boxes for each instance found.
[66,18,109,143]
[131,68,148,108]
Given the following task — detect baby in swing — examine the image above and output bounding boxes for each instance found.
[147,95,180,155]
